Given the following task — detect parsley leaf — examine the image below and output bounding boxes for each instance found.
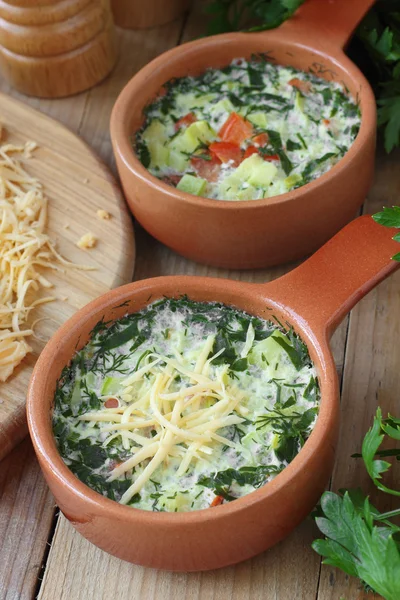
[355,4,400,152]
[204,0,306,36]
[135,138,151,168]
[198,465,282,500]
[373,205,400,261]
[373,205,400,228]
[313,491,400,600]
[378,89,400,153]
[272,329,310,371]
[314,407,400,599]
[362,408,400,497]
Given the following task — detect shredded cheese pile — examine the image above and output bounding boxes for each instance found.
[0,137,86,382]
[78,335,249,505]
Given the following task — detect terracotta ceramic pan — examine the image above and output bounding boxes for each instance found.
[27,215,399,571]
[110,0,376,269]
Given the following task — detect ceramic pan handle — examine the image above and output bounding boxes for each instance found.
[260,215,400,340]
[279,0,376,50]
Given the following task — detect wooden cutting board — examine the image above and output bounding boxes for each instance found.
[0,92,135,461]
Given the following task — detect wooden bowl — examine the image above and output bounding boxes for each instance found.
[0,0,117,98]
[111,0,189,29]
[110,0,377,269]
[26,216,400,571]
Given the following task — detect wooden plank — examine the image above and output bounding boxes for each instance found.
[316,151,400,600]
[38,517,320,600]
[0,439,55,600]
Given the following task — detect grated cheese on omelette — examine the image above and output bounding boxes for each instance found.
[78,342,246,504]
[0,135,90,382]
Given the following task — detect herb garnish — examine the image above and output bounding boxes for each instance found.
[373,205,400,261]
[260,129,293,175]
[313,408,400,600]
[198,465,282,500]
[256,406,318,462]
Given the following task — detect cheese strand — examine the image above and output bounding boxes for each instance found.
[0,134,90,382]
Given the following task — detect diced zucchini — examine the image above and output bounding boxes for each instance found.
[218,173,257,201]
[209,98,235,120]
[295,91,305,112]
[101,376,123,395]
[147,141,169,169]
[248,331,287,369]
[236,185,257,200]
[175,92,217,112]
[247,112,268,129]
[236,154,277,188]
[218,173,240,199]
[168,149,189,171]
[142,119,168,144]
[170,121,216,154]
[177,174,207,196]
[162,491,192,512]
[142,120,170,169]
[284,173,302,189]
[271,433,280,449]
[70,379,81,410]
[188,120,217,144]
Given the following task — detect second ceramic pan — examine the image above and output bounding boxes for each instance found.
[111,0,376,269]
[27,215,399,571]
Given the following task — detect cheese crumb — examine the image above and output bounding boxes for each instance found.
[96,209,111,220]
[77,232,97,249]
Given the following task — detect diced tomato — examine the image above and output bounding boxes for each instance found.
[219,112,253,146]
[263,153,280,162]
[243,146,259,160]
[162,174,182,186]
[105,397,119,409]
[210,495,224,507]
[252,133,269,146]
[288,78,312,94]
[191,153,221,182]
[174,112,197,131]
[209,142,242,167]
[323,119,330,126]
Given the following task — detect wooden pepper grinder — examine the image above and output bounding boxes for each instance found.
[0,0,117,98]
[111,0,189,29]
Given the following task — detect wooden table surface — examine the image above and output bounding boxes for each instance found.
[1,3,399,599]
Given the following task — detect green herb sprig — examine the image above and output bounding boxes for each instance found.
[204,0,305,35]
[198,464,282,499]
[313,408,400,600]
[373,205,400,261]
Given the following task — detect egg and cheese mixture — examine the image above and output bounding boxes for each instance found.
[135,56,360,201]
[53,298,320,512]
